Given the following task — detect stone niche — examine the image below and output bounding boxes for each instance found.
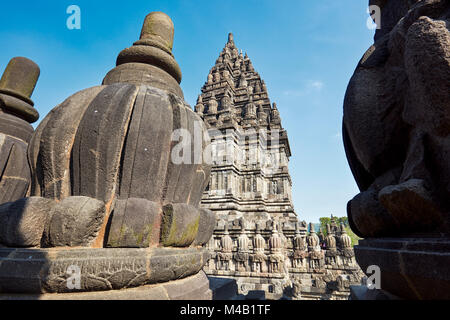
[343,0,450,300]
[0,12,217,300]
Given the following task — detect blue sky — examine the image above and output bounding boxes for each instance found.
[0,1,375,223]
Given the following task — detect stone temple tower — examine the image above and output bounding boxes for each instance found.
[197,34,308,298]
[195,33,298,226]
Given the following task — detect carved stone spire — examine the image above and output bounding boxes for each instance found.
[245,95,257,119]
[197,33,288,135]
[228,32,234,45]
[239,74,248,88]
[195,95,205,115]
[208,93,218,114]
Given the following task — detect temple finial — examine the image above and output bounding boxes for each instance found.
[140,12,175,52]
[0,57,40,103]
[228,33,234,43]
[109,11,183,92]
[0,57,40,123]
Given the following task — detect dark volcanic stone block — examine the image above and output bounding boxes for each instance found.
[355,237,450,300]
[71,84,138,203]
[0,247,208,294]
[160,203,200,247]
[117,87,173,202]
[29,86,105,199]
[193,208,216,246]
[0,57,40,204]
[43,196,106,247]
[0,141,31,204]
[0,197,55,247]
[0,270,212,300]
[106,198,162,248]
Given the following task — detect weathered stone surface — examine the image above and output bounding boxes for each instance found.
[29,86,105,199]
[0,57,40,123]
[0,197,55,247]
[71,83,138,203]
[20,12,212,251]
[0,106,34,142]
[199,34,363,299]
[344,0,450,237]
[161,203,200,247]
[193,208,216,246]
[0,270,212,300]
[369,0,421,42]
[0,11,214,298]
[344,0,450,300]
[103,63,184,98]
[42,197,106,247]
[208,276,239,300]
[378,179,446,234]
[348,189,397,238]
[0,57,40,204]
[117,87,172,202]
[355,237,450,300]
[106,198,162,248]
[0,140,31,204]
[105,12,183,98]
[0,247,208,294]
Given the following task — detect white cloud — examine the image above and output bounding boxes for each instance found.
[310,80,324,90]
[283,80,324,97]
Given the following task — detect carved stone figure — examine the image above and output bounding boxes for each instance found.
[258,102,268,125]
[207,72,213,84]
[255,81,261,93]
[245,96,257,119]
[239,74,248,88]
[344,0,450,238]
[221,93,232,111]
[292,278,302,300]
[213,70,221,83]
[343,0,450,300]
[208,93,218,114]
[271,102,281,124]
[262,80,267,92]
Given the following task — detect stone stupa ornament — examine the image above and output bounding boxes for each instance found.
[0,12,216,300]
[0,57,40,204]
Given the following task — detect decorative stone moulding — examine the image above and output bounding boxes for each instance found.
[0,12,215,299]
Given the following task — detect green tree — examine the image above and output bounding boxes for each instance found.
[318,216,362,246]
[319,217,330,235]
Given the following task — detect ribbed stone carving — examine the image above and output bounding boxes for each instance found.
[0,12,215,297]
